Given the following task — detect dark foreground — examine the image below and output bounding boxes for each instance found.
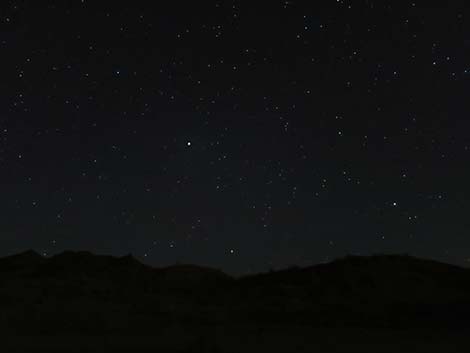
[2,326,469,353]
[1,251,470,352]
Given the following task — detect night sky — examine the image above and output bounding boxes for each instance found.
[1,1,469,274]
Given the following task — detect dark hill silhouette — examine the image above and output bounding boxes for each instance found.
[0,251,470,336]
[158,264,233,285]
[0,249,45,271]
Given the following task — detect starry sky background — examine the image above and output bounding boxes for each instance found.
[1,1,469,274]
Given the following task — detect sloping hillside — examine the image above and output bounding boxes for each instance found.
[0,251,469,334]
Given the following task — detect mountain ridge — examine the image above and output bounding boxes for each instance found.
[3,249,468,277]
[0,250,469,334]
